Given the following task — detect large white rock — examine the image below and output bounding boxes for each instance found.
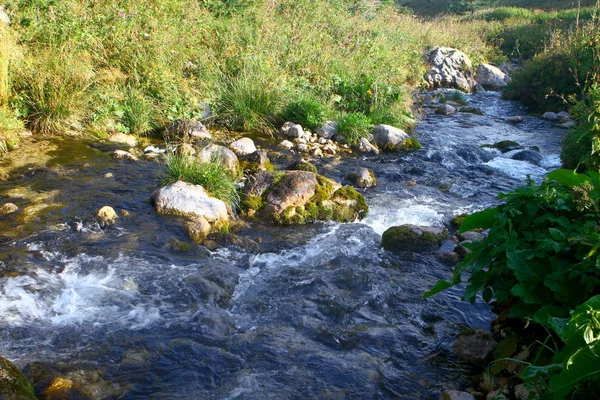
[280,122,304,138]
[229,137,257,156]
[424,47,476,92]
[372,124,409,151]
[475,63,509,89]
[108,133,138,147]
[198,144,239,174]
[316,121,338,139]
[152,181,228,223]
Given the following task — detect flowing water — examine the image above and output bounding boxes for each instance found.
[0,91,564,399]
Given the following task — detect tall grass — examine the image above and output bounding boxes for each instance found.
[162,153,240,208]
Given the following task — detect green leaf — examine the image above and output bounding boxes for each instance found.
[547,169,590,188]
[507,251,542,283]
[512,283,543,304]
[548,228,566,242]
[482,287,493,303]
[458,207,499,233]
[423,279,453,298]
[520,363,562,381]
[550,344,600,399]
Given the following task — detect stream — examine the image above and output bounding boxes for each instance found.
[0,91,565,399]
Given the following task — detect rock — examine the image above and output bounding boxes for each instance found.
[318,137,327,145]
[475,63,509,89]
[507,116,524,124]
[112,150,138,161]
[556,111,571,122]
[184,216,211,243]
[316,121,338,139]
[486,388,509,400]
[279,140,295,150]
[96,206,118,225]
[264,171,318,215]
[312,147,323,157]
[294,137,308,145]
[323,143,337,155]
[436,251,461,265]
[541,112,558,121]
[484,140,521,153]
[436,104,457,115]
[0,6,11,25]
[0,203,18,215]
[166,119,211,141]
[382,225,449,253]
[280,122,304,138]
[454,242,472,258]
[240,150,272,173]
[297,143,309,153]
[453,329,497,366]
[0,357,36,400]
[229,137,257,156]
[440,390,476,400]
[424,47,476,92]
[354,137,379,154]
[458,231,484,242]
[558,120,576,129]
[120,210,130,217]
[511,149,543,166]
[107,133,138,147]
[198,144,239,174]
[244,171,275,197]
[460,106,484,115]
[346,167,377,188]
[152,181,228,224]
[373,124,409,151]
[514,384,538,400]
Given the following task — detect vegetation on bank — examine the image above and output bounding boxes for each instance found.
[0,0,502,153]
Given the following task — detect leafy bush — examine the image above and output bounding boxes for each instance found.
[337,112,372,145]
[162,153,240,208]
[281,96,329,131]
[426,169,600,397]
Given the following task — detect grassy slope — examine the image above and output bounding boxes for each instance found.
[399,0,597,16]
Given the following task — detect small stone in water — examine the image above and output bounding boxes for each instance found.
[0,202,18,215]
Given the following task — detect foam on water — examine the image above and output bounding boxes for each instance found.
[485,157,550,181]
[364,195,446,235]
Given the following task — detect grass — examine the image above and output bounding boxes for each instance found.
[281,95,330,131]
[162,153,240,208]
[337,112,372,145]
[0,0,504,145]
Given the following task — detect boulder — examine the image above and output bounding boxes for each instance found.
[381,225,449,253]
[316,121,338,139]
[424,47,476,92]
[96,206,118,225]
[484,140,521,153]
[346,167,377,188]
[198,144,239,174]
[107,133,138,147]
[558,120,576,129]
[457,231,484,242]
[475,63,509,89]
[229,137,257,156]
[166,119,211,141]
[112,150,138,161]
[0,357,36,400]
[436,251,461,265]
[556,111,571,122]
[373,124,409,151]
[0,203,18,215]
[244,171,275,197]
[152,181,228,224]
[435,104,457,115]
[507,116,524,124]
[239,150,272,173]
[453,329,497,366]
[264,171,318,215]
[184,216,211,243]
[511,149,543,166]
[440,390,476,400]
[280,122,304,138]
[354,137,379,154]
[297,143,309,153]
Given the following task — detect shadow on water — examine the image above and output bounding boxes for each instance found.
[0,92,565,399]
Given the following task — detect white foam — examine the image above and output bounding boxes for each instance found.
[364,196,445,235]
[485,157,548,181]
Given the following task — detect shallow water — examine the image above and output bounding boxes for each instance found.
[0,91,564,399]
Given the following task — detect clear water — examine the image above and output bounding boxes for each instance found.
[0,92,564,399]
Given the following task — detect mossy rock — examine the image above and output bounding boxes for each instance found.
[0,357,36,400]
[451,213,468,228]
[287,160,317,173]
[482,140,521,153]
[381,224,448,253]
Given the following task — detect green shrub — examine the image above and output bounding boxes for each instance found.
[162,153,240,208]
[281,96,329,131]
[337,112,372,145]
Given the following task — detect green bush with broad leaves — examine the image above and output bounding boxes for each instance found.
[426,168,600,398]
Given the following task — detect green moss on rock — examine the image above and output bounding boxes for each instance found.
[482,140,521,153]
[402,137,421,151]
[287,160,317,173]
[0,357,36,400]
[451,213,469,228]
[381,224,448,253]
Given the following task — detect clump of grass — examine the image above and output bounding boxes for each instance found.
[17,47,95,134]
[337,112,372,145]
[281,95,329,131]
[162,153,240,208]
[122,87,155,136]
[439,90,467,105]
